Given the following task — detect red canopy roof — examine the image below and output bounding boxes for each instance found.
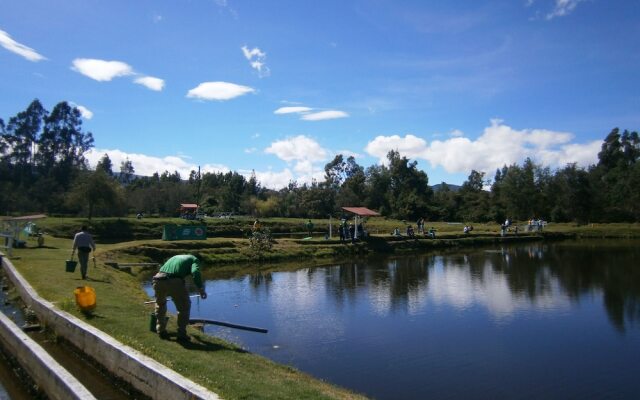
[180,203,199,209]
[341,207,380,217]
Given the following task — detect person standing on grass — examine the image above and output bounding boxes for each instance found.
[152,254,207,342]
[71,225,96,280]
[306,219,314,236]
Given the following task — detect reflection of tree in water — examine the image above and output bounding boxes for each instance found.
[324,255,431,312]
[480,241,640,332]
[249,271,272,289]
[487,244,556,300]
[245,241,640,331]
[544,241,640,332]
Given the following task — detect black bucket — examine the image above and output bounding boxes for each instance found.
[65,260,77,273]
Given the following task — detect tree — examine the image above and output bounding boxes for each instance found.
[432,182,457,221]
[37,101,94,188]
[551,163,592,223]
[67,169,124,219]
[385,150,432,219]
[457,170,491,222]
[96,153,114,176]
[4,99,46,168]
[119,158,135,183]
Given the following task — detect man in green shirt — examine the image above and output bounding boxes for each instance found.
[152,254,207,342]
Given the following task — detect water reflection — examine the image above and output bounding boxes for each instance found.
[157,240,640,399]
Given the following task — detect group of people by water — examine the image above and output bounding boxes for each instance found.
[392,218,437,239]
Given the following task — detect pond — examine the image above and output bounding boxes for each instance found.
[145,240,640,399]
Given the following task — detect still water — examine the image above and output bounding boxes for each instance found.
[148,240,640,399]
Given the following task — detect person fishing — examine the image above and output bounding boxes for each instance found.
[152,254,207,342]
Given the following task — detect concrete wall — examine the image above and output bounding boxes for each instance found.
[0,254,220,400]
[0,311,97,400]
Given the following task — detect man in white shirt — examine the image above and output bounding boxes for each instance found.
[71,226,96,280]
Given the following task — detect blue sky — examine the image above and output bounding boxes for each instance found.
[1,0,639,188]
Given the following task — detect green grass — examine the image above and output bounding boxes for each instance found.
[7,236,366,400]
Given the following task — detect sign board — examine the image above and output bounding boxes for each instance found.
[162,224,207,241]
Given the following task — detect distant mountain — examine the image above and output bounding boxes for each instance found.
[431,183,461,192]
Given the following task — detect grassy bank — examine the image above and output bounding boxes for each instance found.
[6,236,366,400]
[5,218,640,399]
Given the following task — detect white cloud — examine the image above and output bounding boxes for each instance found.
[73,104,93,120]
[301,110,349,121]
[0,29,46,62]
[71,58,134,81]
[265,135,327,163]
[241,45,270,77]
[264,135,329,185]
[251,169,295,190]
[364,120,601,174]
[244,147,257,154]
[450,129,464,137]
[274,105,350,121]
[186,81,255,101]
[134,76,165,91]
[336,149,362,159]
[265,135,327,162]
[274,106,313,115]
[85,149,229,177]
[365,134,429,164]
[546,0,586,20]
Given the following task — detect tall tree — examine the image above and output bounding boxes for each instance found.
[4,99,47,180]
[385,150,432,219]
[457,170,491,222]
[37,101,94,187]
[96,153,114,176]
[119,158,135,183]
[67,169,124,219]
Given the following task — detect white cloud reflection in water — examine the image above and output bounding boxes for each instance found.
[426,256,572,322]
[268,269,346,347]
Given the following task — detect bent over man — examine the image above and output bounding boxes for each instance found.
[153,254,207,342]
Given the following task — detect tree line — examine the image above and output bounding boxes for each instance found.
[1,99,639,222]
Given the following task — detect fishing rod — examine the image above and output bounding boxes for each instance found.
[143,295,199,305]
[144,297,268,333]
[188,319,268,334]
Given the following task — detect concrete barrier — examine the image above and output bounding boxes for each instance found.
[0,254,220,400]
[0,311,97,400]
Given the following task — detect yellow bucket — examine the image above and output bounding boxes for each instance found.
[74,286,96,311]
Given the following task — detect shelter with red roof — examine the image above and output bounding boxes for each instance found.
[340,207,380,239]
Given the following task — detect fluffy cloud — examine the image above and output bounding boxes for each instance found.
[301,110,349,121]
[274,106,313,114]
[134,76,165,91]
[251,169,295,190]
[187,81,255,101]
[0,29,46,61]
[264,135,329,185]
[241,45,270,78]
[365,120,601,174]
[72,58,134,81]
[265,135,327,162]
[365,134,429,164]
[85,149,229,177]
[71,58,164,91]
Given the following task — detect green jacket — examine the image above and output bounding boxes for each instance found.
[159,254,203,289]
